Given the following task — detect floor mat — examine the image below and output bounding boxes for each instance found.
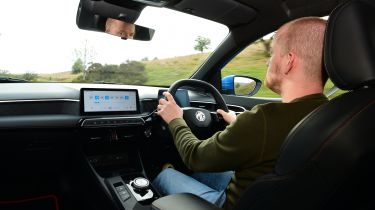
[0,195,59,210]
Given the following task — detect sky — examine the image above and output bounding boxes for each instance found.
[0,0,229,74]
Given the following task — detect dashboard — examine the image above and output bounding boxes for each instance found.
[0,82,249,210]
[0,83,246,130]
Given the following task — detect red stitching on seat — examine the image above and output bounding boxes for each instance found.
[0,194,59,210]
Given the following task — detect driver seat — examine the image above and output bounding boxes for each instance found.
[233,0,375,209]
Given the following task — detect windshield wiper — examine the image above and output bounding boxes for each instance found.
[0,77,28,83]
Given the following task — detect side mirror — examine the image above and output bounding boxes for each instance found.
[222,75,262,96]
[76,2,155,41]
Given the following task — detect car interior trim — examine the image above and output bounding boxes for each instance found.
[0,99,80,103]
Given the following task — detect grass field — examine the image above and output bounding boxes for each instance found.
[144,53,210,86]
[38,71,81,82]
[140,43,281,97]
[33,43,344,98]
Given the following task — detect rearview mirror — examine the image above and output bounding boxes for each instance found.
[76,3,155,41]
[222,75,262,96]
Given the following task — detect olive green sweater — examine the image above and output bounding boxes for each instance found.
[168,94,328,209]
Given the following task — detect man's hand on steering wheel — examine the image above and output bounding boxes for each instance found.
[217,109,236,124]
[157,79,231,139]
[156,92,183,124]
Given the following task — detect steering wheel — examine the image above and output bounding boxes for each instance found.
[168,79,229,139]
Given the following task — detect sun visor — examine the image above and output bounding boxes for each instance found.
[174,0,257,26]
[80,0,141,23]
[281,0,340,18]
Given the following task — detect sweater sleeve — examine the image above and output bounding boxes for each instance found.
[168,105,267,172]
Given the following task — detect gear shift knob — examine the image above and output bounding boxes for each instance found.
[131,177,150,191]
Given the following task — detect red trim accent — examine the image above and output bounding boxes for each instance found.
[0,194,59,210]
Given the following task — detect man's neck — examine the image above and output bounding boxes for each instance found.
[280,81,323,103]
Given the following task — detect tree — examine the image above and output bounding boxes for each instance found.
[71,58,85,74]
[22,72,38,81]
[194,36,211,53]
[0,70,10,77]
[73,39,96,79]
[118,61,148,85]
[82,61,148,85]
[258,37,273,57]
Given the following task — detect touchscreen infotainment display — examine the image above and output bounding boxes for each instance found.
[81,89,139,114]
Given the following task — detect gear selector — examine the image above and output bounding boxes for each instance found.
[127,177,154,201]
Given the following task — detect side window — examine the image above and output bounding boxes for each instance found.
[221,34,278,98]
[324,79,347,99]
[221,33,346,99]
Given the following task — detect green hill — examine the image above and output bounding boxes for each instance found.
[144,53,210,86]
[143,43,279,97]
[33,42,343,98]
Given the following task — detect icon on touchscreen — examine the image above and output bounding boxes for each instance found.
[125,96,129,100]
[95,96,99,100]
[105,96,110,100]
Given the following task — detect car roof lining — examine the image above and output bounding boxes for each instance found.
[171,0,257,27]
[85,0,348,29]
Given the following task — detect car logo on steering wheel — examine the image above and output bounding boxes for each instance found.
[195,111,206,122]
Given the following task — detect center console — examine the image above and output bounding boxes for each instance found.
[78,88,223,210]
[106,175,159,209]
[79,88,160,210]
[81,124,160,210]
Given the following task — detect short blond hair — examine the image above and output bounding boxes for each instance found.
[276,17,327,85]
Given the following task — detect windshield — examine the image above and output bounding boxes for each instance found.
[0,0,228,85]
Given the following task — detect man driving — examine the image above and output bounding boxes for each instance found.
[153,17,329,209]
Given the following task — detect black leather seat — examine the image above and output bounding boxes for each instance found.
[233,0,375,209]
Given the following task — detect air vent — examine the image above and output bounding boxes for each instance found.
[227,105,246,112]
[141,99,158,113]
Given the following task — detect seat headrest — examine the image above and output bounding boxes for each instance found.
[324,0,375,90]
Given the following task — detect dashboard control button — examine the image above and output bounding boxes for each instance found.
[119,190,128,195]
[81,117,145,127]
[116,186,125,192]
[120,194,130,201]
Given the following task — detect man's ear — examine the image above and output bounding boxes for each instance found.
[284,52,296,75]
